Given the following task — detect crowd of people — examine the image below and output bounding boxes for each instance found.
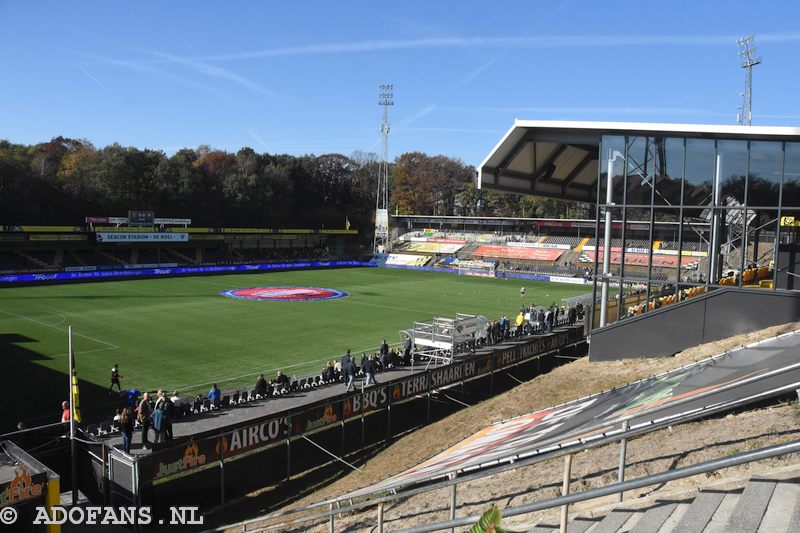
[481,299,584,346]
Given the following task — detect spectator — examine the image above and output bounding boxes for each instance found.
[568,306,577,326]
[537,309,546,332]
[333,358,342,375]
[344,356,357,392]
[379,339,389,369]
[125,389,141,409]
[119,408,134,454]
[323,362,336,382]
[208,384,221,405]
[403,336,412,364]
[152,401,166,446]
[156,390,174,441]
[272,371,290,393]
[138,392,152,448]
[170,391,184,409]
[254,374,268,397]
[61,401,70,423]
[363,356,377,386]
[359,352,368,374]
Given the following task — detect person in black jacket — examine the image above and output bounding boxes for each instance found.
[254,373,268,396]
[344,357,357,392]
[362,357,377,386]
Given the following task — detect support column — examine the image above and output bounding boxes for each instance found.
[560,453,573,533]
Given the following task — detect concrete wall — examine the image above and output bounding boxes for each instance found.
[589,288,800,361]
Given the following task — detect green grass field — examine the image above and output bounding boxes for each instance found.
[0,267,587,430]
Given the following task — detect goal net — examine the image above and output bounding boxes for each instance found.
[457,260,496,277]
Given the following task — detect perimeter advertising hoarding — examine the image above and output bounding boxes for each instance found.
[0,260,373,284]
[338,333,800,499]
[96,232,188,243]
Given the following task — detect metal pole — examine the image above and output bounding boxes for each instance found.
[69,325,78,505]
[559,453,573,533]
[377,502,384,533]
[617,420,629,503]
[449,473,457,533]
[600,154,617,327]
[328,502,334,533]
[709,153,722,284]
[220,438,225,505]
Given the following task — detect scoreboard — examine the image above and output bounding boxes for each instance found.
[128,210,155,227]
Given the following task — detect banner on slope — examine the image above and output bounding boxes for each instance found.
[473,245,563,261]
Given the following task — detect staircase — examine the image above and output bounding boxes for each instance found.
[527,476,800,533]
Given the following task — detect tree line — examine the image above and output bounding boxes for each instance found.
[0,138,590,231]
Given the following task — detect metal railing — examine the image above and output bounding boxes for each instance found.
[396,439,800,533]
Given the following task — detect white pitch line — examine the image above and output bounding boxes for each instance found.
[0,309,119,349]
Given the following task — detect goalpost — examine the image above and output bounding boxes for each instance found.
[457,261,496,278]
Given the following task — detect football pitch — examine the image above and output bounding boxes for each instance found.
[0,267,587,430]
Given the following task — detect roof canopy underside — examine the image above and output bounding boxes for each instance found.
[478,120,800,204]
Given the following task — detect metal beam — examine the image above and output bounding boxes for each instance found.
[532,144,569,183]
[496,134,532,172]
[561,153,596,194]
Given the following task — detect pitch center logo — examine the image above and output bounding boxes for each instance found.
[220,286,348,302]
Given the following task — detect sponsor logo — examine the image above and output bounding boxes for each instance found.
[154,442,207,479]
[220,286,349,302]
[0,467,45,506]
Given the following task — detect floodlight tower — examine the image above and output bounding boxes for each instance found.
[737,35,762,126]
[373,84,393,253]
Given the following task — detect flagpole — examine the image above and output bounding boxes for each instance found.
[68,325,78,505]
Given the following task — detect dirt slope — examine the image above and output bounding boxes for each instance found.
[231,322,800,532]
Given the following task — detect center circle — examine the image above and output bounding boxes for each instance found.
[220,286,349,301]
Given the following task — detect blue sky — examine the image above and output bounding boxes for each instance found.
[1,1,799,166]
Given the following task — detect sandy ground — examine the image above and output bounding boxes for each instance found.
[228,322,800,532]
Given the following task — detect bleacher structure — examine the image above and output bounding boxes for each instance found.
[402,313,488,367]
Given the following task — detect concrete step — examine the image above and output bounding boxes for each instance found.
[671,490,725,533]
[723,479,776,533]
[702,491,741,533]
[628,502,678,533]
[588,510,633,533]
[758,481,800,533]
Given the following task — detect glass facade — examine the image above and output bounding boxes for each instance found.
[592,134,799,329]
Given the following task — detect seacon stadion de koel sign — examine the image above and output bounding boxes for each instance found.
[220,286,349,302]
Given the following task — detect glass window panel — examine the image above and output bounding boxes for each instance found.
[653,137,685,207]
[782,143,800,208]
[717,140,747,204]
[715,208,746,283]
[747,142,782,207]
[744,210,777,277]
[684,139,715,206]
[599,135,625,205]
[624,136,653,205]
[680,208,709,283]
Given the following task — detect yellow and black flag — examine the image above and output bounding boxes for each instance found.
[70,361,81,423]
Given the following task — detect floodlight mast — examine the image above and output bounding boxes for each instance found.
[736,35,761,126]
[373,84,394,253]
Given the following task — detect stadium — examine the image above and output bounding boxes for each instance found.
[3,7,800,533]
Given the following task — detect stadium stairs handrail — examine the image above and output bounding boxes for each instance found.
[241,330,800,530]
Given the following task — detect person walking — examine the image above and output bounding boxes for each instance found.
[108,364,123,394]
[344,356,357,392]
[363,356,376,386]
